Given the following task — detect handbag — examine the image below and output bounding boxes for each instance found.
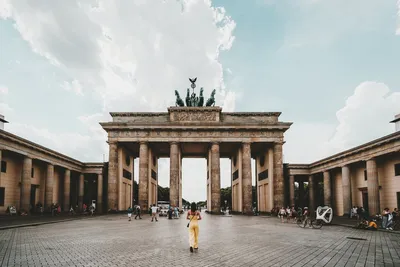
[187,212,195,228]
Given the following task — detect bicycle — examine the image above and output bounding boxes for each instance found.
[296,216,311,228]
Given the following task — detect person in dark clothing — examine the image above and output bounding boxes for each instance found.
[127,207,133,221]
[135,205,142,219]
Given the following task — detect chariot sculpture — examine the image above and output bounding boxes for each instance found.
[175,78,216,107]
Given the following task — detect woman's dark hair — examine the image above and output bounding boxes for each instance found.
[190,202,197,213]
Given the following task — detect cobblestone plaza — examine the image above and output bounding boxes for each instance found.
[1,214,399,267]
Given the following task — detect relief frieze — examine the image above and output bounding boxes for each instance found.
[109,129,283,140]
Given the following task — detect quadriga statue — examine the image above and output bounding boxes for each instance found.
[205,89,216,107]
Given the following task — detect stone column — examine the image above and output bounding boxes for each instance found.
[341,165,351,216]
[97,173,103,213]
[107,141,118,211]
[367,159,379,216]
[273,142,284,208]
[308,175,315,213]
[0,150,2,186]
[63,169,71,211]
[21,157,32,212]
[210,143,221,214]
[323,171,331,206]
[289,175,295,207]
[78,173,84,210]
[242,142,252,215]
[45,164,54,209]
[299,181,304,208]
[139,142,149,211]
[169,142,179,208]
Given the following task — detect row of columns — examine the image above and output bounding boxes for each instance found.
[289,158,380,216]
[107,141,285,214]
[233,142,284,214]
[4,151,102,213]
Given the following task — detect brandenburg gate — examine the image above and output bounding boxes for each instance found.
[100,79,292,214]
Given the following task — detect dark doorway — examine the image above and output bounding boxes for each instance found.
[362,192,369,215]
[30,185,36,211]
[397,192,400,209]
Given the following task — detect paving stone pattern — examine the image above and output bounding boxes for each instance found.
[0,213,399,267]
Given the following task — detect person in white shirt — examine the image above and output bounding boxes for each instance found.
[151,204,159,222]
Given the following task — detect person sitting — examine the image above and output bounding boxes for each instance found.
[367,220,378,230]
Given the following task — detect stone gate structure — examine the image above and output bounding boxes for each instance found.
[100,106,292,214]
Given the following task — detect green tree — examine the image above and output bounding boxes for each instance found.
[220,186,232,209]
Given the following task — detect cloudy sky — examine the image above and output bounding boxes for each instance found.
[1,0,399,202]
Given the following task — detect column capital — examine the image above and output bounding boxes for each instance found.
[211,141,220,145]
[169,141,179,145]
[365,157,377,162]
[139,141,148,145]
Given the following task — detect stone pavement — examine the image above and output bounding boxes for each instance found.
[1,213,399,267]
[0,214,93,230]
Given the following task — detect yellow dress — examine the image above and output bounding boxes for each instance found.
[188,211,199,249]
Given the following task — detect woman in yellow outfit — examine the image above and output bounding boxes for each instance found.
[187,202,202,252]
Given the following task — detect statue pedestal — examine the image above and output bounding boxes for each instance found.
[168,107,222,123]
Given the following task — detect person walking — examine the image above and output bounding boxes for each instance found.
[127,206,133,221]
[151,204,158,222]
[135,205,142,219]
[187,202,202,253]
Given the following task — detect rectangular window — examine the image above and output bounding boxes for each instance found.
[1,161,6,173]
[123,169,132,180]
[395,163,400,176]
[232,170,239,181]
[258,169,268,181]
[31,168,34,178]
[151,170,157,180]
[364,170,367,181]
[0,187,4,206]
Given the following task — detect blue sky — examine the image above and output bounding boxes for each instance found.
[0,0,399,202]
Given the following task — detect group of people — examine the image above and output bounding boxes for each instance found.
[126,202,202,253]
[353,206,398,231]
[277,206,308,223]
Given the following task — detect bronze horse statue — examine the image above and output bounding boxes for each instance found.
[198,88,204,107]
[175,90,185,107]
[205,89,216,106]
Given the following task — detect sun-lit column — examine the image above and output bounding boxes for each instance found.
[63,169,71,211]
[169,142,180,208]
[367,159,379,216]
[97,173,103,213]
[45,163,54,209]
[308,175,315,213]
[341,165,351,216]
[210,142,221,214]
[78,173,84,210]
[107,141,118,211]
[323,171,331,206]
[242,142,252,214]
[273,142,284,208]
[289,175,295,207]
[21,156,32,212]
[139,142,149,211]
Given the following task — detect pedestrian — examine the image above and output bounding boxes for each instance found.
[127,206,133,221]
[135,205,142,219]
[151,204,158,222]
[187,202,202,253]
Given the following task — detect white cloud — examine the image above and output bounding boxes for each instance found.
[324,82,400,153]
[1,0,236,159]
[0,85,8,94]
[397,0,400,35]
[0,0,236,112]
[285,81,400,163]
[0,103,12,115]
[61,80,83,96]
